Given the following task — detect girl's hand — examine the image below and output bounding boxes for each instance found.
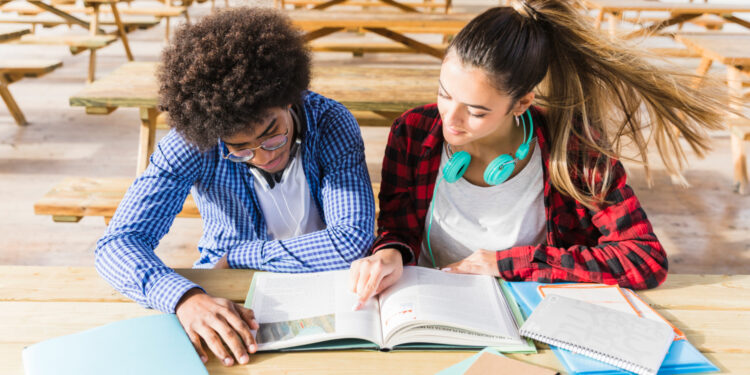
[442,249,500,276]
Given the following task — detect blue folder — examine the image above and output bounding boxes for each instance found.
[22,314,208,375]
[506,282,720,375]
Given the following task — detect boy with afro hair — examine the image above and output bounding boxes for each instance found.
[95,8,375,366]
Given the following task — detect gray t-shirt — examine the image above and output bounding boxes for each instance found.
[419,142,546,268]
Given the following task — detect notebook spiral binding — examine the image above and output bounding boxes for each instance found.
[519,329,655,375]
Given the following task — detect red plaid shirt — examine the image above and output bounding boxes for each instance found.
[372,104,667,290]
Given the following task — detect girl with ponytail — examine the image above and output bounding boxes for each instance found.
[349,0,730,308]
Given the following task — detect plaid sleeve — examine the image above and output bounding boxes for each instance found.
[496,160,668,290]
[227,102,375,272]
[371,114,421,264]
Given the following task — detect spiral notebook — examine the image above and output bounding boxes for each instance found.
[519,295,673,375]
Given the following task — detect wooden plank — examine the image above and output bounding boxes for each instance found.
[33,176,380,222]
[0,59,63,76]
[0,341,566,375]
[288,10,472,31]
[26,0,103,32]
[1,2,186,17]
[69,62,439,113]
[675,33,750,66]
[18,33,117,48]
[69,61,159,108]
[0,14,160,28]
[32,177,200,218]
[364,27,444,58]
[0,25,29,43]
[0,267,254,303]
[285,0,447,9]
[639,274,750,310]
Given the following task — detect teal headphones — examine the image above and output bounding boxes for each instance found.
[425,109,535,268]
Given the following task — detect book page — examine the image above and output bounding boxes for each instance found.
[538,285,640,315]
[249,270,383,349]
[378,267,520,344]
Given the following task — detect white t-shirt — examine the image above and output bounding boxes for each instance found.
[251,147,325,240]
[419,142,546,268]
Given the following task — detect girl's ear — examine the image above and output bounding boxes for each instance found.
[512,92,535,116]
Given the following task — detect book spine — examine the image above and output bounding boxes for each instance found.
[519,329,655,375]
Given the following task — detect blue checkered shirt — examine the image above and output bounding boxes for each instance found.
[95,92,376,313]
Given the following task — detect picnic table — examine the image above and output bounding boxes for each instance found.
[69,61,439,175]
[288,10,473,59]
[2,266,750,374]
[674,32,750,195]
[0,0,135,82]
[584,0,750,39]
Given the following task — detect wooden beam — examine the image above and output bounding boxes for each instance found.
[0,74,26,125]
[27,0,105,33]
[364,27,444,58]
[303,27,344,42]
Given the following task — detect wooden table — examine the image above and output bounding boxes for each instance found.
[69,61,439,175]
[585,0,750,39]
[0,0,134,82]
[2,266,750,374]
[289,10,473,58]
[674,32,750,195]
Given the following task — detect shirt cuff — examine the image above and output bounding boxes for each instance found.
[146,272,204,313]
[373,241,414,264]
[496,245,536,280]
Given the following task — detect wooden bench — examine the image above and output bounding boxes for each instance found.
[34,177,381,224]
[0,59,62,125]
[0,14,160,32]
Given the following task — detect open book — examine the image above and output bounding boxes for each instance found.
[244,266,535,352]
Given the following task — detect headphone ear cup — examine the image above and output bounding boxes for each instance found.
[484,154,515,185]
[443,150,471,183]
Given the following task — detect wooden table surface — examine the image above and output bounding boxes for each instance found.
[675,32,750,67]
[69,61,439,174]
[70,61,439,112]
[2,266,750,374]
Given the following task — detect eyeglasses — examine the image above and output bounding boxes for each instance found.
[222,127,289,163]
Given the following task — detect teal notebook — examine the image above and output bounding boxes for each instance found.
[244,268,536,353]
[22,314,208,375]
